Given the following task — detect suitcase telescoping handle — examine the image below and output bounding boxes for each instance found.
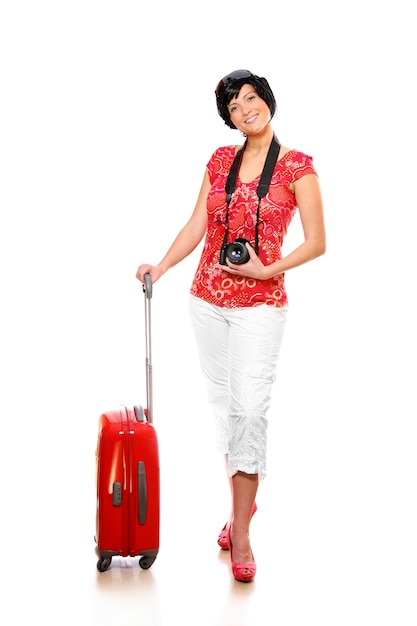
[143,273,153,423]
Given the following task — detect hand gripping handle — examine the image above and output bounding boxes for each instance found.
[143,272,152,299]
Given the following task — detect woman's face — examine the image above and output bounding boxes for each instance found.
[227,84,271,135]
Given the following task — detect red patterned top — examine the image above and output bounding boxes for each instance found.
[190,145,317,308]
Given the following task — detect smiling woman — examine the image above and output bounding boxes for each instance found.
[215,70,277,132]
[135,68,325,584]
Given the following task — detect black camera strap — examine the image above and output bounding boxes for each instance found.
[223,133,281,254]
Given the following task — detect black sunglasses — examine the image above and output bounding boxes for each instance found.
[215,70,254,97]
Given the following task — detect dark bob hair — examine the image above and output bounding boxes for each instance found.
[215,69,277,130]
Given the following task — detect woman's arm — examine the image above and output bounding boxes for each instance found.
[222,173,326,280]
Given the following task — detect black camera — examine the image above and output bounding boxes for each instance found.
[219,238,252,266]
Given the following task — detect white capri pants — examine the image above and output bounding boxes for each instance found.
[189,295,287,481]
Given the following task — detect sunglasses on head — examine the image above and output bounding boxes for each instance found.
[215,70,254,97]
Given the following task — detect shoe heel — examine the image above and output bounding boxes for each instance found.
[217,501,257,550]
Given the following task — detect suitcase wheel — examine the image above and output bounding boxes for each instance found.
[97,556,112,572]
[139,555,156,570]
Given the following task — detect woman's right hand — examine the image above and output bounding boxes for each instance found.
[136,264,164,285]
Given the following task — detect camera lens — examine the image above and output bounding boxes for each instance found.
[226,241,249,265]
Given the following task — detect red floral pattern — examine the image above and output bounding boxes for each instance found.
[190,145,317,308]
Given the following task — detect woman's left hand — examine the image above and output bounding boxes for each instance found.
[219,243,268,279]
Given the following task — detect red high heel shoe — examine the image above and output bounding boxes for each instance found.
[217,502,257,550]
[226,525,256,583]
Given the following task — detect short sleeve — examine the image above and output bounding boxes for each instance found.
[285,151,317,183]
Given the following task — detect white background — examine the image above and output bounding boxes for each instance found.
[1,1,416,624]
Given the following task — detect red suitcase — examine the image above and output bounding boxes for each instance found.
[95,274,159,572]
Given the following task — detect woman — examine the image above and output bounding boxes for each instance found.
[136,69,326,582]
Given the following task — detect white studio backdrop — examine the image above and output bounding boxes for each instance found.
[0,1,416,624]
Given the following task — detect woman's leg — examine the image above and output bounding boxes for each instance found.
[189,296,231,453]
[189,296,234,526]
[230,472,258,564]
[226,304,287,479]
[227,305,287,567]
